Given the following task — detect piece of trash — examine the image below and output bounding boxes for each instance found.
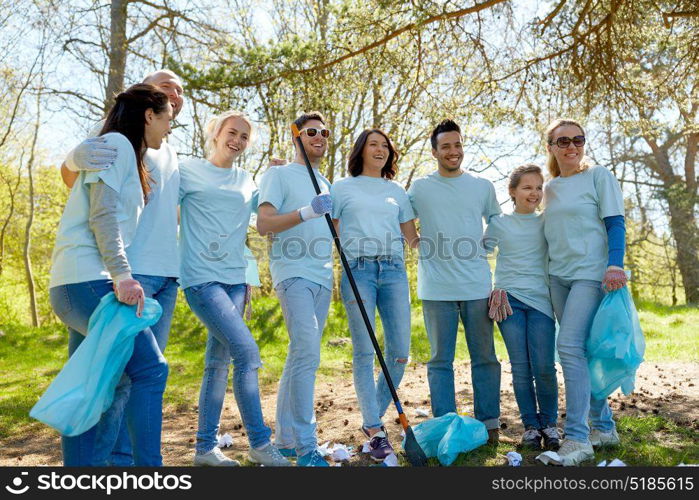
[536,451,562,465]
[330,444,353,462]
[598,458,626,467]
[415,408,430,418]
[383,453,399,467]
[506,451,522,466]
[678,463,699,467]
[317,441,332,457]
[362,441,371,453]
[216,433,233,448]
[318,442,353,462]
[400,430,406,438]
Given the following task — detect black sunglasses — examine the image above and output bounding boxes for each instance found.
[549,135,585,148]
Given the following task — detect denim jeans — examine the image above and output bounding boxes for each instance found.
[49,280,168,466]
[273,277,331,457]
[498,294,557,429]
[549,275,615,443]
[340,256,411,430]
[108,275,179,466]
[423,298,501,429]
[185,282,272,452]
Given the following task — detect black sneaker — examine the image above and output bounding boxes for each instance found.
[540,426,561,451]
[520,427,542,450]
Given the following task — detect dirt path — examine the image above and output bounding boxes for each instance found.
[2,361,697,466]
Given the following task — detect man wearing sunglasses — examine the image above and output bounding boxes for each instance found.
[256,111,334,467]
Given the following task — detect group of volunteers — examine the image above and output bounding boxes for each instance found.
[49,68,628,468]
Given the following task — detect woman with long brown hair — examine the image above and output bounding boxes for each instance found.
[330,129,418,462]
[49,83,173,466]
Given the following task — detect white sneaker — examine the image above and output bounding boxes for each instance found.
[248,443,292,467]
[193,447,241,466]
[590,428,620,447]
[556,438,594,466]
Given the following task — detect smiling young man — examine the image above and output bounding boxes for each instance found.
[59,69,184,466]
[256,111,334,466]
[407,119,506,444]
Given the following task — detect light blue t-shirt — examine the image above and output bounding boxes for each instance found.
[85,121,180,278]
[408,170,502,301]
[544,166,624,281]
[331,175,415,260]
[178,158,258,289]
[126,143,180,277]
[257,162,333,290]
[50,132,144,288]
[484,212,553,319]
[244,245,261,287]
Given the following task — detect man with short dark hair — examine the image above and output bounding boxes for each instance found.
[256,111,334,466]
[408,119,505,444]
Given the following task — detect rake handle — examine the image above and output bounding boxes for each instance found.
[290,123,409,430]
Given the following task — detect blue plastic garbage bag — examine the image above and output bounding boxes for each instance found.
[586,288,645,400]
[406,412,488,466]
[30,292,162,436]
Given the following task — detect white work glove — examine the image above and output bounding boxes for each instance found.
[65,136,118,172]
[114,273,145,317]
[298,193,332,221]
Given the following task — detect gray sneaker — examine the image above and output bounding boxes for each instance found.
[248,443,292,467]
[193,447,241,467]
[556,439,594,466]
[590,428,620,448]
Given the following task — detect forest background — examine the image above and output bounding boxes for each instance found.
[0,0,697,465]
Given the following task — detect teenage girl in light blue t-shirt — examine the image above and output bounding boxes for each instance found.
[484,164,559,451]
[331,129,419,462]
[179,111,289,467]
[540,118,627,466]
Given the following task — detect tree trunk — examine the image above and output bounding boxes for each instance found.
[104,0,129,111]
[0,165,21,277]
[662,181,699,304]
[23,98,41,327]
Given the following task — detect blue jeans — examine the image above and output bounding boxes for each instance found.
[49,280,168,466]
[498,294,557,429]
[549,276,615,443]
[423,298,501,429]
[185,282,272,451]
[108,275,179,466]
[273,277,331,456]
[340,256,411,430]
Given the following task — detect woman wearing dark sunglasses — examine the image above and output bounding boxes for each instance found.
[540,118,627,466]
[330,129,419,462]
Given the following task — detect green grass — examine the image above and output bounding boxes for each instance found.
[450,415,699,466]
[1,296,697,466]
[634,299,699,361]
